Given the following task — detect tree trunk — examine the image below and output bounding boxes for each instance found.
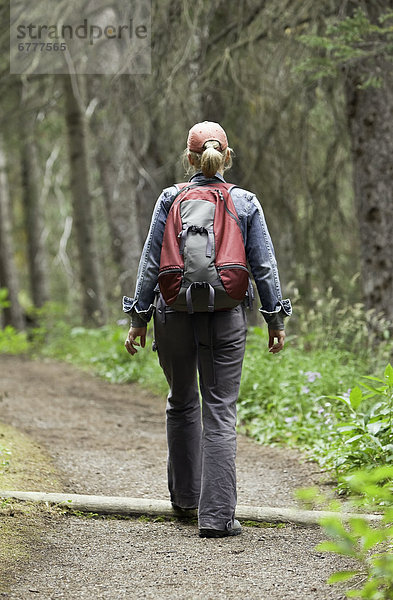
[94,134,144,297]
[88,76,162,299]
[0,135,25,330]
[20,119,50,308]
[63,75,106,326]
[345,3,393,323]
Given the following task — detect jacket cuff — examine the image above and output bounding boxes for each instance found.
[259,299,292,330]
[263,311,285,330]
[122,296,154,324]
[131,312,148,328]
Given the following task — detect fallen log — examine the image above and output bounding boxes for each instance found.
[0,490,383,527]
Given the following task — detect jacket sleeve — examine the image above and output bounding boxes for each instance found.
[246,195,292,330]
[122,187,176,327]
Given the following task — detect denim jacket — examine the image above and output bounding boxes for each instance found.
[122,172,292,329]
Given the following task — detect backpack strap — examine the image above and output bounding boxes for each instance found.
[186,282,215,314]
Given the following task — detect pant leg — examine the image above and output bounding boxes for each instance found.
[196,305,247,530]
[153,309,202,509]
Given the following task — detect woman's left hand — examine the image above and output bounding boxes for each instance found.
[125,327,147,355]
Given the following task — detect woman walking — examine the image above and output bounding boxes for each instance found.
[123,121,291,538]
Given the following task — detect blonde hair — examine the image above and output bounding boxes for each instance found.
[183,141,233,178]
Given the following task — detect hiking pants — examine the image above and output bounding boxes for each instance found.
[153,303,247,530]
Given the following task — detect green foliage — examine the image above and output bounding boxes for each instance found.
[0,326,29,355]
[240,350,393,485]
[36,318,167,396]
[320,365,393,481]
[297,9,393,86]
[0,288,29,354]
[309,467,393,599]
[237,287,393,483]
[238,326,367,450]
[0,288,10,310]
[292,286,392,365]
[30,287,393,484]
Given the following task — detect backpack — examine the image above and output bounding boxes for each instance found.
[158,181,249,313]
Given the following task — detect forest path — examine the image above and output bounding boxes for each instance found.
[0,355,353,600]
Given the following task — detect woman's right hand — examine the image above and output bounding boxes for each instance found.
[268,329,285,354]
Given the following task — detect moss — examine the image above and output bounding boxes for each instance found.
[240,520,287,528]
[0,422,61,492]
[0,422,63,594]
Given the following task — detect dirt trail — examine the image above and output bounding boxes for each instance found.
[0,355,354,599]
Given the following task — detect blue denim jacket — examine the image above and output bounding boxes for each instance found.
[122,172,292,329]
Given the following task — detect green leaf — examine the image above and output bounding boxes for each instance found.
[327,570,358,584]
[345,434,364,445]
[367,465,393,483]
[384,364,393,386]
[367,434,384,450]
[359,382,380,394]
[349,386,362,410]
[317,540,356,557]
[363,528,387,551]
[362,376,385,383]
[337,425,359,433]
[346,591,363,598]
[366,421,383,436]
[383,507,393,523]
[317,541,343,553]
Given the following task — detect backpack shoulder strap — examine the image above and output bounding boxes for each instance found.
[165,182,190,211]
[215,182,238,195]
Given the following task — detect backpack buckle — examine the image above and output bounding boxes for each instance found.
[186,282,215,314]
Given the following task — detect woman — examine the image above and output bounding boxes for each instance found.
[123,121,291,538]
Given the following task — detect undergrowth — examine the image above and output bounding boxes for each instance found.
[1,287,392,484]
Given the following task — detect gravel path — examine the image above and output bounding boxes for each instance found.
[0,355,355,599]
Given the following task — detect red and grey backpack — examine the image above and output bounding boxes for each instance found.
[158,181,250,313]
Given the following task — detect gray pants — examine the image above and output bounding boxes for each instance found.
[153,303,247,530]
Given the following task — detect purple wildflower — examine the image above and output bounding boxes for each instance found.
[305,371,322,383]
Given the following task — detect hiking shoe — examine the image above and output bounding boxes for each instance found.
[199,519,242,538]
[171,503,197,518]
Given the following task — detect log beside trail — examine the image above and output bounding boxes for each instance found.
[0,491,382,526]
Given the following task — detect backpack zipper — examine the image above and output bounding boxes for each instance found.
[217,264,248,272]
[217,190,242,229]
[159,267,183,275]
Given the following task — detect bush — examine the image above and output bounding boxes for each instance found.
[238,326,372,450]
[0,288,29,354]
[0,326,29,355]
[314,467,393,599]
[319,365,393,481]
[290,285,392,365]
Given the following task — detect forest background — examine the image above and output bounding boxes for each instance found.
[1,0,393,485]
[2,2,393,593]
